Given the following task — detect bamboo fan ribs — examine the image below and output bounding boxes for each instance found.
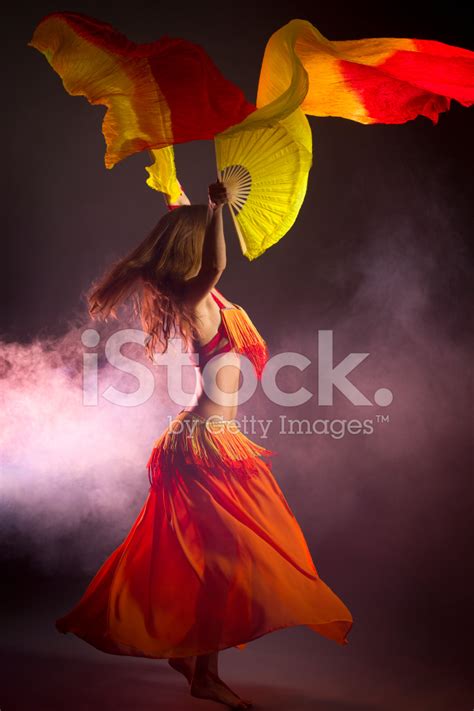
[215,118,312,260]
[219,164,252,213]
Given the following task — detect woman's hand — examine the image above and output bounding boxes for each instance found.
[208,181,229,210]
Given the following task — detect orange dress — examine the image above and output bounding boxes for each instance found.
[56,290,353,657]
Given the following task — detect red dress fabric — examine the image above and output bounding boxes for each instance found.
[55,293,353,658]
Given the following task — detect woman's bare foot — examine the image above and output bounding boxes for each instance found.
[207,671,253,707]
[168,656,195,685]
[190,671,252,708]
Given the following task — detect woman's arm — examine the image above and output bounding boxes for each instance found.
[181,182,228,305]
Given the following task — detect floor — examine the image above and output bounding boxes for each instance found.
[2,574,471,710]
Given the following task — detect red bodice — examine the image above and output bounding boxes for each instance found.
[193,289,268,379]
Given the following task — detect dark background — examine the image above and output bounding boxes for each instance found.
[1,1,473,709]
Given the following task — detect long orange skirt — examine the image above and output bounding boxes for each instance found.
[56,410,353,658]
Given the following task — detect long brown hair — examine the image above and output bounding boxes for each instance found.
[87,204,210,360]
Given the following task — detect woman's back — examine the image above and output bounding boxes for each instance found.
[185,289,243,421]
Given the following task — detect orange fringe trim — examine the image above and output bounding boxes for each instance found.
[221,307,269,379]
[147,412,275,489]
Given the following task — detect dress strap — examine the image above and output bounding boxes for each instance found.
[211,288,227,309]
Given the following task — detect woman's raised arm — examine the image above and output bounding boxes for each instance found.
[181,182,228,305]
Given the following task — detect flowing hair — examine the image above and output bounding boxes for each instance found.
[87,204,210,361]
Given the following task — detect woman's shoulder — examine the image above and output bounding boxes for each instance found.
[211,287,240,310]
[178,283,239,311]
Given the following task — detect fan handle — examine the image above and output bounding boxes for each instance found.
[216,166,248,258]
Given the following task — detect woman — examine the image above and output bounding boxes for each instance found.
[56,182,353,709]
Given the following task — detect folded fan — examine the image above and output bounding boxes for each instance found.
[215,112,312,260]
[214,16,313,260]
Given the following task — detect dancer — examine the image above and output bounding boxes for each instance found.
[56,181,353,709]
